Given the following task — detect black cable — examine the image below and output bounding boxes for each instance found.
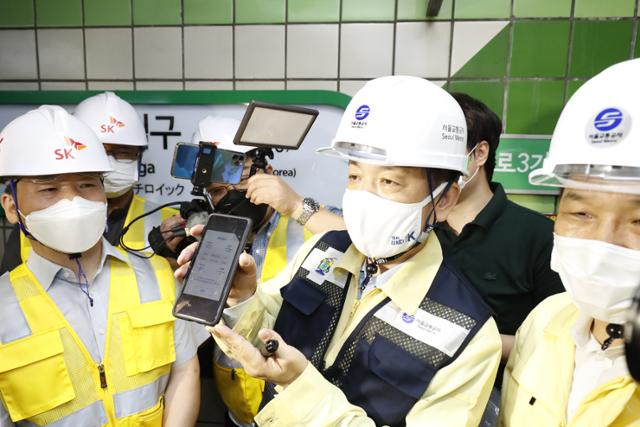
[118,200,187,258]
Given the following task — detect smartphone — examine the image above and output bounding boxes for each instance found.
[171,143,246,185]
[173,213,252,325]
[171,142,199,180]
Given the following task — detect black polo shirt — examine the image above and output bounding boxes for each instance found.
[435,182,564,336]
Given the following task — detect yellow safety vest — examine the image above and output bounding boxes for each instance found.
[19,194,179,259]
[213,214,313,424]
[0,253,177,426]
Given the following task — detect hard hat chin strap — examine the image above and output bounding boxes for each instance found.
[422,169,453,237]
[368,170,453,270]
[8,179,34,240]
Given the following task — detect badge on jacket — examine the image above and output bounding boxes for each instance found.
[302,247,348,288]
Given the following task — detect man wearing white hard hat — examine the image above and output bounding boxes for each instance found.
[0,106,200,426]
[500,59,640,426]
[74,92,184,253]
[177,76,502,425]
[190,115,345,425]
[0,92,182,274]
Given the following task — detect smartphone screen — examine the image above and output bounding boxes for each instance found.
[171,143,246,185]
[173,213,252,325]
[184,229,238,302]
[172,143,199,180]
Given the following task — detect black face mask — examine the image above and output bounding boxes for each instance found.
[214,189,269,230]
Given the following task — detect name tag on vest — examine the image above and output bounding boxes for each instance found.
[301,247,348,288]
[374,302,470,357]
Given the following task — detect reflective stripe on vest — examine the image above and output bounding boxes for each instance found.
[260,215,312,283]
[18,232,31,264]
[122,194,179,250]
[272,230,492,427]
[18,195,179,261]
[0,274,31,343]
[213,214,313,423]
[0,252,176,426]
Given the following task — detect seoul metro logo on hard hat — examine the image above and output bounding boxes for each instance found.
[351,105,370,129]
[594,108,623,131]
[355,105,370,120]
[586,107,631,146]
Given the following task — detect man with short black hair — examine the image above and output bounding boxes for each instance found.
[435,93,563,362]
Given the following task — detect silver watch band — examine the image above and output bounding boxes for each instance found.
[296,197,320,226]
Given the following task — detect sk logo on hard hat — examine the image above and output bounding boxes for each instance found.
[586,107,631,146]
[55,137,86,160]
[65,137,87,151]
[110,116,125,128]
[100,116,125,133]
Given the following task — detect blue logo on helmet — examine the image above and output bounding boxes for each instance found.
[594,108,624,131]
[355,105,370,121]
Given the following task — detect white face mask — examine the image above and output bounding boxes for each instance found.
[551,233,640,323]
[342,182,447,259]
[458,144,479,191]
[22,196,107,254]
[104,156,139,198]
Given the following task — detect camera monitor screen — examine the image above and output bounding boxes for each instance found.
[234,101,319,150]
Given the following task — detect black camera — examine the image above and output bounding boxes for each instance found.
[142,101,319,257]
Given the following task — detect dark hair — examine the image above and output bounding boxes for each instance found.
[450,92,502,182]
[428,168,460,189]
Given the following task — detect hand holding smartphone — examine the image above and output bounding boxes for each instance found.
[173,213,252,325]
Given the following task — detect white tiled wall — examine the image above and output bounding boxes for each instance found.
[235,25,285,79]
[395,22,451,77]
[287,24,339,79]
[134,27,183,79]
[184,26,233,79]
[38,29,85,80]
[0,21,509,93]
[0,21,466,92]
[340,24,394,78]
[85,28,133,80]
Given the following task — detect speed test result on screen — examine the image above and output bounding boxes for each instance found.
[173,214,252,325]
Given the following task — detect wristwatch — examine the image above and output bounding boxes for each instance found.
[296,197,320,226]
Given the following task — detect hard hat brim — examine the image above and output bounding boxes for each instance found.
[317,145,468,174]
[529,164,640,195]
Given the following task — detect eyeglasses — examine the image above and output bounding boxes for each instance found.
[104,145,141,162]
[19,173,104,186]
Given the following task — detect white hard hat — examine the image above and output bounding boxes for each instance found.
[318,76,468,174]
[192,115,255,154]
[0,105,111,177]
[529,58,640,194]
[74,91,147,147]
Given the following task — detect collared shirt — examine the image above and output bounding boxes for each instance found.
[21,238,196,364]
[222,232,502,426]
[0,239,197,427]
[567,315,629,420]
[500,293,639,427]
[435,182,564,336]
